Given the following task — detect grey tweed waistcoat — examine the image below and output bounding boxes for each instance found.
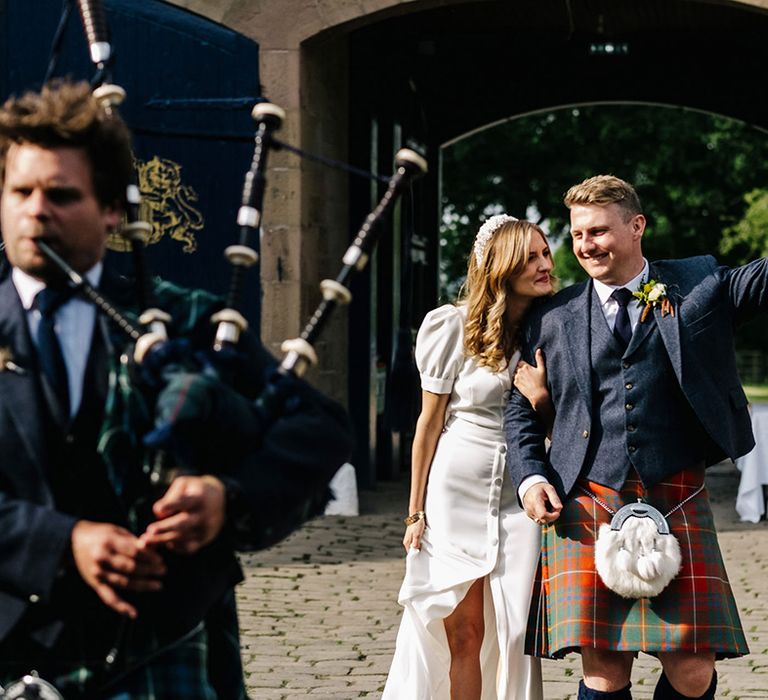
[584,289,715,489]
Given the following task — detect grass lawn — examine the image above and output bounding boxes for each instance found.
[744,384,768,404]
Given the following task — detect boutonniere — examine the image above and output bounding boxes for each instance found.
[633,279,675,322]
[0,346,25,374]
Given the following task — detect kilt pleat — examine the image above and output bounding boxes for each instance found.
[526,468,748,659]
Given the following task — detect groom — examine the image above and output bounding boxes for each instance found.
[505,175,761,699]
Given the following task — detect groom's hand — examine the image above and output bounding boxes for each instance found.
[523,483,563,524]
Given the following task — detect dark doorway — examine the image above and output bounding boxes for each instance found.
[346,0,768,484]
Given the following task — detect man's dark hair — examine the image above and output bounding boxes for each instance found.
[0,79,133,208]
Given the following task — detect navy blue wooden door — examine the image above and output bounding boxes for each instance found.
[0,0,263,328]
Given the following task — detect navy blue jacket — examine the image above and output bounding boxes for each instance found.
[0,267,352,664]
[505,255,767,499]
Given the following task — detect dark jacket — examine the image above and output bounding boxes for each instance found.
[505,255,767,499]
[0,267,353,670]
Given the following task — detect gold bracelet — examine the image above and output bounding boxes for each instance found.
[403,510,425,526]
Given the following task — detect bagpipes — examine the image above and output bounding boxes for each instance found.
[33,2,428,533]
[0,2,426,697]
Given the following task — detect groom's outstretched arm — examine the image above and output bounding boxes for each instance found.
[725,257,768,325]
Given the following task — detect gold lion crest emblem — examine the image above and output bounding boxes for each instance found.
[109,156,203,253]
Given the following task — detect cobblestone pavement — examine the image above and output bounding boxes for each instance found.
[237,463,768,699]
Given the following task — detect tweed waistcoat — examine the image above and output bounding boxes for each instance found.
[584,289,714,489]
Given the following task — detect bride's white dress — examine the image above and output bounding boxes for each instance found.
[382,304,542,700]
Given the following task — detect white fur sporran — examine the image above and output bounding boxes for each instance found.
[594,502,682,599]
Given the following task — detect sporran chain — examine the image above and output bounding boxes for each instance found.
[578,482,706,519]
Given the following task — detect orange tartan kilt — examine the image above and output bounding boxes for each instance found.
[526,468,748,659]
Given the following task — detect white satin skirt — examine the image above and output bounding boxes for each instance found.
[383,417,543,699]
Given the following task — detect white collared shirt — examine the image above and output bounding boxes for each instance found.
[13,263,103,418]
[515,259,650,504]
[591,259,649,334]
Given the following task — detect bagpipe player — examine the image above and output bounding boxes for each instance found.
[0,79,353,698]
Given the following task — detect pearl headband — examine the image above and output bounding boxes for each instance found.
[473,214,518,266]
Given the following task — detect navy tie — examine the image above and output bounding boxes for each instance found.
[36,287,75,414]
[611,287,634,349]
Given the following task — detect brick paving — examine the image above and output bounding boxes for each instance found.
[237,463,768,699]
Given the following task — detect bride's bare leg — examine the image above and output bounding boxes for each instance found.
[444,577,485,700]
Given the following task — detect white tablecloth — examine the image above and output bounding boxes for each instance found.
[736,403,768,522]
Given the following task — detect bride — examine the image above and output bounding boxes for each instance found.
[382,215,555,699]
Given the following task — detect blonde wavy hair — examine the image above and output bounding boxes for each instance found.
[459,219,549,372]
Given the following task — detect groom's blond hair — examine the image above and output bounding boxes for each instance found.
[564,175,642,222]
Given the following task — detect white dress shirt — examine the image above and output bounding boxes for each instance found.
[13,263,103,419]
[591,259,649,334]
[516,260,650,503]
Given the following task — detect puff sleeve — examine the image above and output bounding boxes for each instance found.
[415,304,465,394]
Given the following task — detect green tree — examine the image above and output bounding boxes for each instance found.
[721,188,768,259]
[440,105,768,294]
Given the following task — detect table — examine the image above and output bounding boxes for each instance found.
[736,403,768,523]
